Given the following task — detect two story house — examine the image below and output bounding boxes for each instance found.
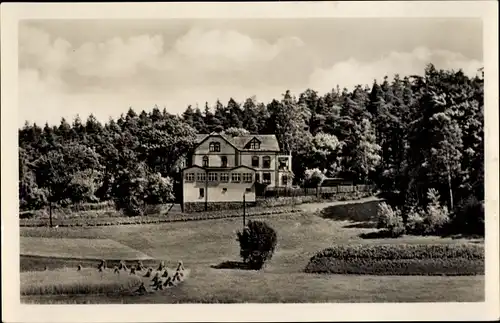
[181,132,293,212]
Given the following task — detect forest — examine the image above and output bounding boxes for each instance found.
[18,64,485,234]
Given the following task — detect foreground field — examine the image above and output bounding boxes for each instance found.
[20,200,484,303]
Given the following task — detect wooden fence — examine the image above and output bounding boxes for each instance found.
[261,184,375,198]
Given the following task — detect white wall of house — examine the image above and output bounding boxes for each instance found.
[183,167,256,203]
[239,152,276,171]
[182,168,207,203]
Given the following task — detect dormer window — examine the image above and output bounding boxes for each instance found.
[250,141,260,149]
[209,142,221,152]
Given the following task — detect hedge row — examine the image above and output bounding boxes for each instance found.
[20,201,116,219]
[304,257,484,276]
[19,207,304,228]
[256,191,373,208]
[305,244,484,276]
[311,244,484,261]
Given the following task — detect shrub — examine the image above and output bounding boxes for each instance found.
[305,243,484,276]
[405,206,427,235]
[376,202,405,237]
[452,196,485,236]
[303,168,326,188]
[311,244,484,260]
[236,220,278,270]
[424,188,450,235]
[305,257,483,276]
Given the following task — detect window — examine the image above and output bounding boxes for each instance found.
[263,156,271,169]
[209,142,221,152]
[243,173,253,183]
[282,175,288,186]
[231,173,241,182]
[185,173,195,182]
[197,172,206,182]
[208,172,218,182]
[255,173,260,183]
[278,157,289,170]
[251,156,259,167]
[250,141,260,149]
[221,156,228,167]
[263,172,271,184]
[199,188,205,198]
[220,173,229,182]
[222,188,227,193]
[202,156,209,167]
[245,188,252,193]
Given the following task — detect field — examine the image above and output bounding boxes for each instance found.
[20,237,153,260]
[20,199,484,303]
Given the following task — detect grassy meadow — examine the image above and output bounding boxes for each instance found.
[20,200,485,303]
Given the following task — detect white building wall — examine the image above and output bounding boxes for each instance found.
[183,168,256,203]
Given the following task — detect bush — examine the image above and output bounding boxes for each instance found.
[376,202,405,237]
[405,207,427,235]
[311,244,484,260]
[303,168,326,188]
[305,257,483,276]
[305,243,484,276]
[424,189,450,235]
[236,220,278,270]
[452,196,484,236]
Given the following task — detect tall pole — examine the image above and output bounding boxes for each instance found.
[243,193,246,229]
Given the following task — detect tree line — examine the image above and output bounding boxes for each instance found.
[19,64,484,229]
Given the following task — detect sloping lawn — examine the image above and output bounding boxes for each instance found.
[20,237,153,260]
[20,201,484,303]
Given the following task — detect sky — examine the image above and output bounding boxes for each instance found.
[18,18,483,127]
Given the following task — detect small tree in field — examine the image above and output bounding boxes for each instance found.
[236,220,278,270]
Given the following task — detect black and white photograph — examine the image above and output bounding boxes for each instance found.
[2,1,499,322]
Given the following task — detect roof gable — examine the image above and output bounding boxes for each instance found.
[231,135,280,151]
[194,133,238,150]
[194,133,280,152]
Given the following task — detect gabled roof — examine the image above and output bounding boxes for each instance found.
[195,133,281,152]
[181,165,205,172]
[232,135,280,151]
[194,133,239,150]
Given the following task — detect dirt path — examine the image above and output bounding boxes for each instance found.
[296,196,383,213]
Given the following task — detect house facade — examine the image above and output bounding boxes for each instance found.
[181,133,293,212]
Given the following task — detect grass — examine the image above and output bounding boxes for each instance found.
[20,199,484,303]
[21,267,143,296]
[23,272,484,303]
[21,237,153,260]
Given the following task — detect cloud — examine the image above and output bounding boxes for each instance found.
[19,25,72,75]
[308,47,483,93]
[18,24,482,128]
[173,28,304,64]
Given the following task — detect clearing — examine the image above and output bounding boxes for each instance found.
[20,200,484,303]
